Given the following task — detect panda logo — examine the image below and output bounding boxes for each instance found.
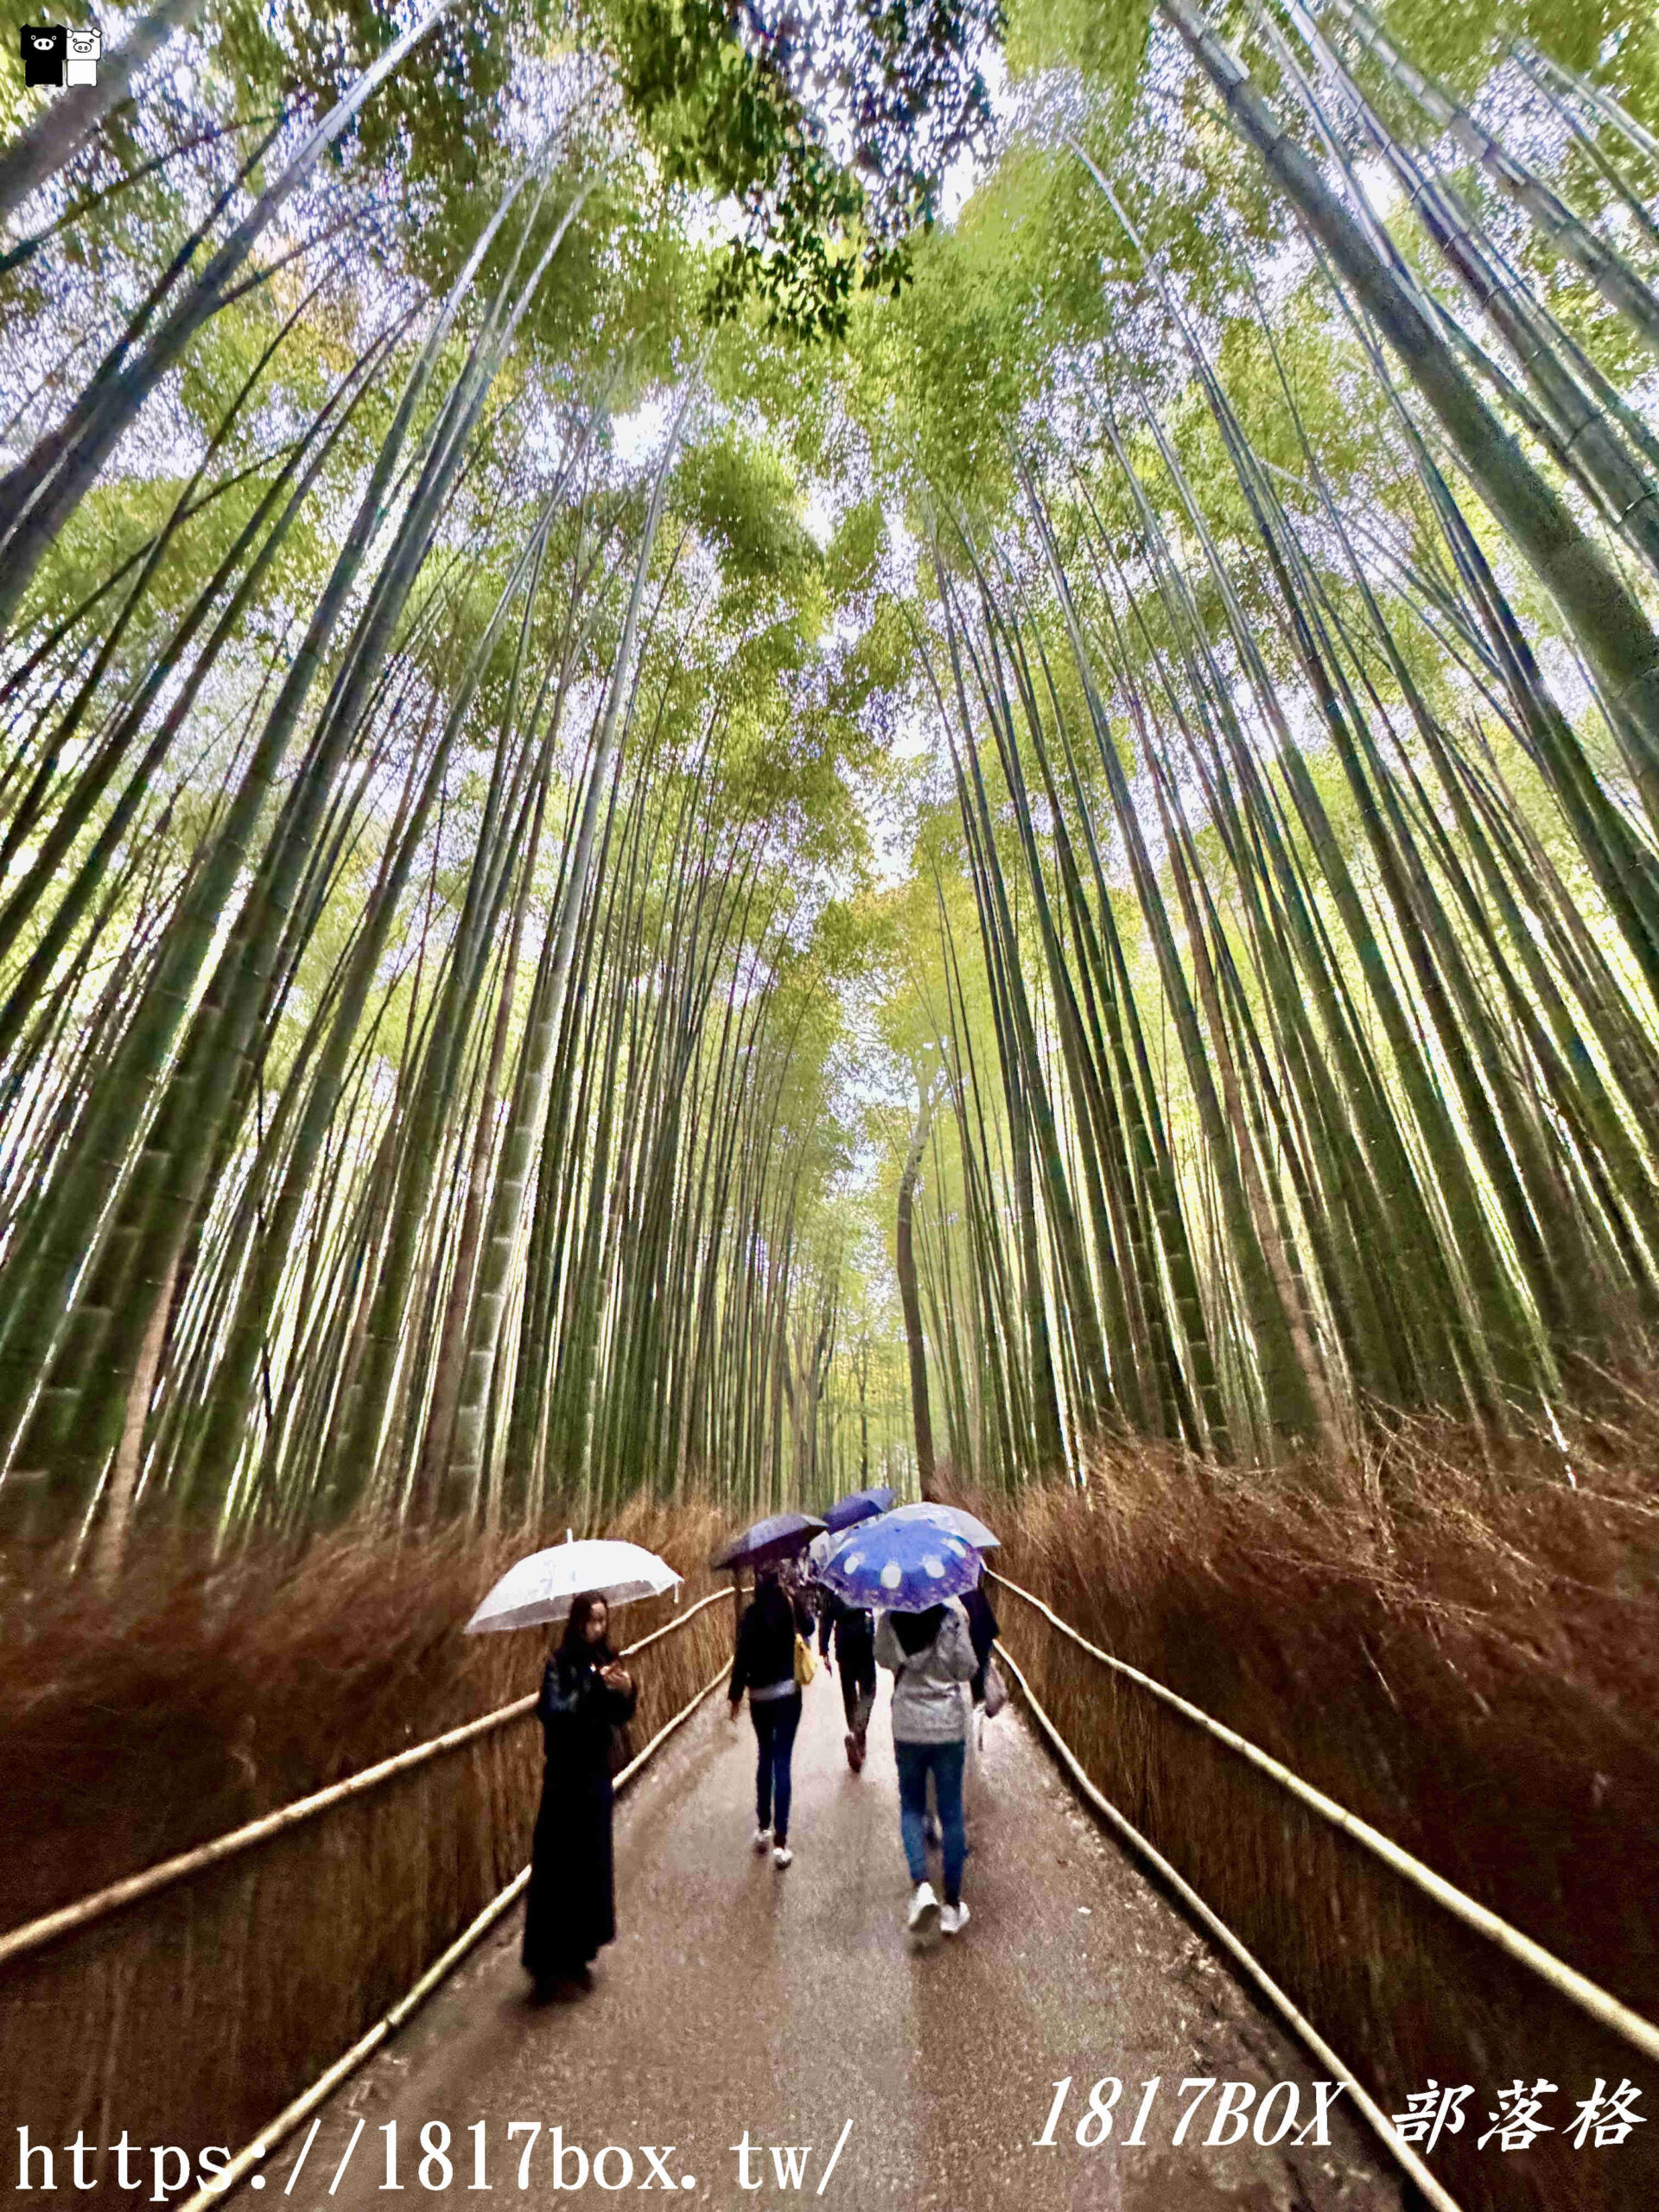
[66,25,101,84]
[21,25,67,87]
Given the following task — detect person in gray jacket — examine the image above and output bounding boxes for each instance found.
[874,1597,977,1939]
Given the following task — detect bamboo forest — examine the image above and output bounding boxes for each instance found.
[8,0,1659,1565]
[6,6,1659,2210]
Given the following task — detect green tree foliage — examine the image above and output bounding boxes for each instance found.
[607,0,1004,334]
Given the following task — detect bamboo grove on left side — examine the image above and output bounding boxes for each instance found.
[0,29,913,1568]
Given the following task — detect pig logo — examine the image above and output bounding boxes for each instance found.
[66,25,101,83]
[21,25,67,86]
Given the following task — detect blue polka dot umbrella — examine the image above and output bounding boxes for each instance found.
[817,1511,983,1612]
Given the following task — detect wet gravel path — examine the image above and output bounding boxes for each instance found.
[315,1669,1404,2211]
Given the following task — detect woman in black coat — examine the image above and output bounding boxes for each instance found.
[522,1591,638,1998]
[727,1565,812,1867]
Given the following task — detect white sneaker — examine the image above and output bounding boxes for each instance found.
[772,1844,793,1868]
[753,1826,772,1853]
[906,1880,939,1936]
[940,1900,970,1936]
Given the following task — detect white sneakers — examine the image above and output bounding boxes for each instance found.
[906,1883,968,1939]
[753,1825,772,1853]
[772,1844,793,1868]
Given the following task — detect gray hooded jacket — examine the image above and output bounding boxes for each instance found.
[874,1599,976,1744]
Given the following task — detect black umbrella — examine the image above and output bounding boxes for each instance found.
[709,1511,826,1573]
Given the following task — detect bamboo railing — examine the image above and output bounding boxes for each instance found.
[13,1566,1655,2212]
[989,1571,1659,2065]
[0,1583,738,2186]
[178,1627,736,2210]
[0,1586,734,1971]
[993,1641,1465,2212]
[990,1568,1657,2212]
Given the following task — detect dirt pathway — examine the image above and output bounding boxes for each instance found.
[308,1669,1402,2211]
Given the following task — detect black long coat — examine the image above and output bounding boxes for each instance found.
[521,1645,638,1985]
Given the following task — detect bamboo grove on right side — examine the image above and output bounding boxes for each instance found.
[874,0,1659,1486]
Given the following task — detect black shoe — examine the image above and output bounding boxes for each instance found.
[528,1963,593,2003]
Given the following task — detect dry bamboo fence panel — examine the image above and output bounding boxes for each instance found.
[993,1576,1658,2212]
[174,1644,738,2212]
[0,1588,735,2202]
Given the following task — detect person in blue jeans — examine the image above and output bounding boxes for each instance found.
[728,1564,811,1868]
[874,1596,978,1939]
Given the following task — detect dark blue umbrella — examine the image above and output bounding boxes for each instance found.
[822,1484,895,1534]
[818,1513,982,1611]
[709,1510,826,1573]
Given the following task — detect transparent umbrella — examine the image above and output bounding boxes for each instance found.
[464,1534,681,1633]
[883,1501,1000,1549]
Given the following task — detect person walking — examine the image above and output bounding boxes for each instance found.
[728,1563,810,1867]
[875,1596,976,1939]
[961,1580,1000,1708]
[817,1586,876,1770]
[958,1577,1001,1822]
[522,1592,637,1999]
[917,1583,996,1838]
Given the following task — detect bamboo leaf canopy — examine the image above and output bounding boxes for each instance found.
[3,0,1659,1559]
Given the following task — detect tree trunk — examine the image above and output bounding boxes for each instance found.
[1325,0,1659,361]
[0,0,207,230]
[442,380,698,1497]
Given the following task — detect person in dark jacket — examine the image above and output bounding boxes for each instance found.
[522,1592,637,1999]
[728,1564,811,1867]
[817,1587,876,1770]
[960,1581,1000,1706]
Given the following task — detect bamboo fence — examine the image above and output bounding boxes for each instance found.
[0,1588,735,2197]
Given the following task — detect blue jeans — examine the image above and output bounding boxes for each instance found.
[752,1694,801,1841]
[894,1737,966,1902]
